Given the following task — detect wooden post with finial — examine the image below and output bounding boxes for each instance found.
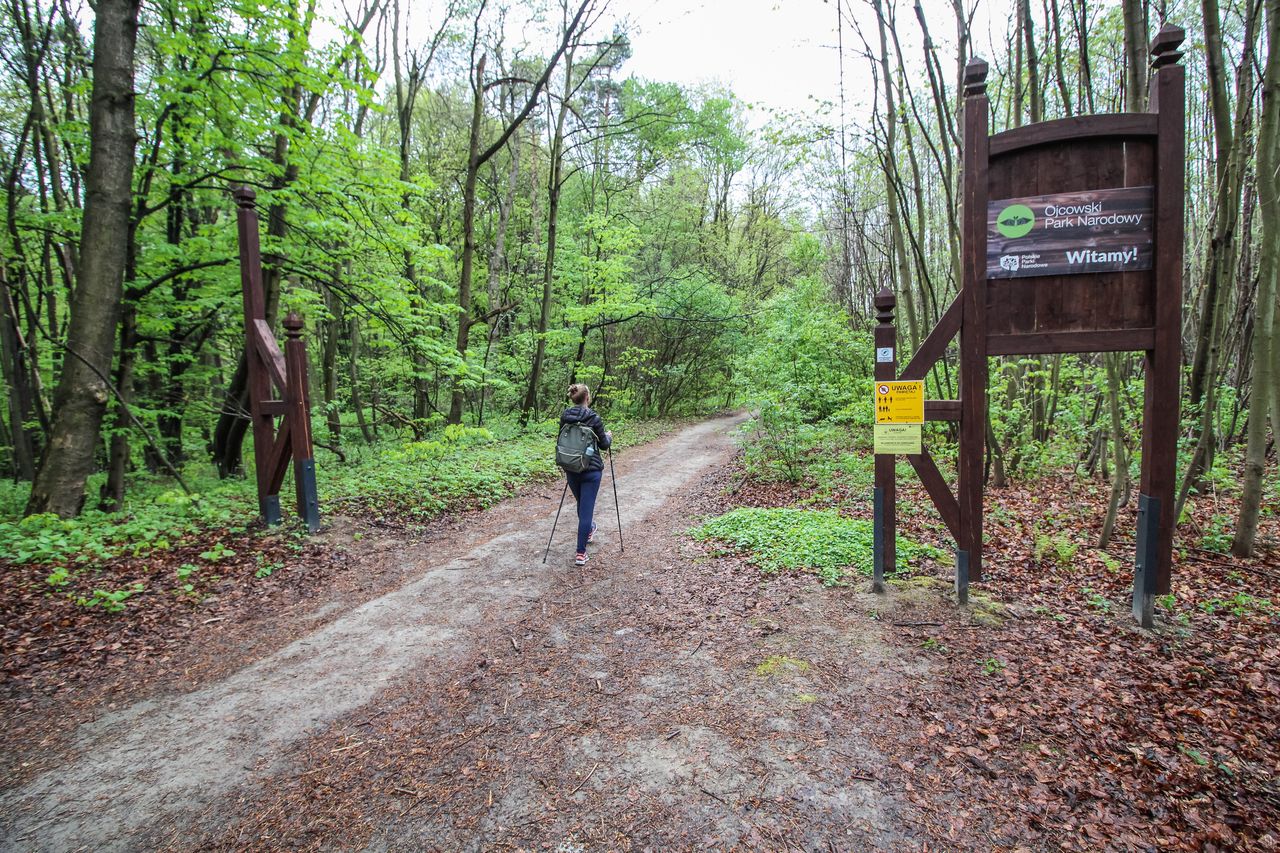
[956,57,990,606]
[284,312,320,533]
[873,286,897,593]
[1133,24,1185,628]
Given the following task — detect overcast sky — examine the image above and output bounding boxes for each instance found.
[371,0,1026,126]
[608,0,1019,124]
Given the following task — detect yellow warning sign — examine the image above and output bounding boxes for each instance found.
[874,380,924,424]
[874,424,923,455]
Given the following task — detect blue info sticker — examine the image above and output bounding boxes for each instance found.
[876,347,894,363]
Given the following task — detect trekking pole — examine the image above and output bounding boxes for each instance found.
[609,449,624,552]
[543,480,570,564]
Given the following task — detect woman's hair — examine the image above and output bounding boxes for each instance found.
[567,383,591,405]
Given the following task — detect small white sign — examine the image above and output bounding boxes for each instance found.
[876,347,894,363]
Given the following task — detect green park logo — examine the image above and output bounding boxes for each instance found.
[996,204,1035,238]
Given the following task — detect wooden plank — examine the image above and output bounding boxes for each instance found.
[1086,140,1128,330]
[907,448,961,543]
[989,113,1159,156]
[1119,139,1158,329]
[991,150,1036,334]
[987,281,1013,336]
[253,318,288,394]
[925,400,961,420]
[900,294,961,381]
[986,154,1015,336]
[987,327,1155,355]
[266,420,292,494]
[260,400,287,416]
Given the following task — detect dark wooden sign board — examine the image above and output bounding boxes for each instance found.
[988,186,1155,278]
[872,25,1185,627]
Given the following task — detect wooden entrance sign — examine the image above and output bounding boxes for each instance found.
[872,25,1185,627]
[233,187,321,532]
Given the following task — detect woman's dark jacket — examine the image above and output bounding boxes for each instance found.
[559,405,611,472]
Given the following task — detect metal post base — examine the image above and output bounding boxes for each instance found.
[1133,493,1159,628]
[298,458,321,533]
[263,495,282,526]
[955,549,970,605]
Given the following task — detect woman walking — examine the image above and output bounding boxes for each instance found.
[560,384,611,566]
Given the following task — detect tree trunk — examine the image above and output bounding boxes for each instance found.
[392,0,429,424]
[348,315,373,443]
[486,89,520,329]
[1121,0,1149,112]
[1047,0,1073,115]
[1179,0,1261,514]
[871,0,920,351]
[448,52,487,426]
[25,0,140,517]
[1020,0,1043,122]
[322,281,341,441]
[1234,0,1279,555]
[521,49,574,423]
[985,418,1008,487]
[1188,0,1256,405]
[0,265,37,479]
[1098,354,1131,548]
[1070,0,1096,112]
[100,301,137,511]
[448,0,592,425]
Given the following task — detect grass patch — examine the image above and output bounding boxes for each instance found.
[755,654,810,677]
[691,507,941,585]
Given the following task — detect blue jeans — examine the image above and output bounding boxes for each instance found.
[565,468,602,553]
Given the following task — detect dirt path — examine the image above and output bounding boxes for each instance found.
[1,415,924,851]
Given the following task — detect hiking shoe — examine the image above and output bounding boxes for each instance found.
[574,552,589,567]
[587,521,597,543]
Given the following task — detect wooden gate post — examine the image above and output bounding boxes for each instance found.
[233,186,322,533]
[1134,25,1185,627]
[284,313,321,533]
[234,187,280,525]
[957,58,991,603]
[872,287,897,593]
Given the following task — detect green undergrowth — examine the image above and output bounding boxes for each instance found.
[0,417,670,570]
[692,507,941,585]
[320,424,558,516]
[738,412,943,502]
[0,486,252,567]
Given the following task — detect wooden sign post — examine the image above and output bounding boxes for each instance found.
[873,25,1185,627]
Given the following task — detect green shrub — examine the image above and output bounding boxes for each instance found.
[738,276,872,423]
[0,417,668,572]
[739,408,856,485]
[691,507,941,585]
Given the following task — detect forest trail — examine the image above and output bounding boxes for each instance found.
[1,413,919,851]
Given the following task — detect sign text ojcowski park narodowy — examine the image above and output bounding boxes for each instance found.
[987,186,1155,279]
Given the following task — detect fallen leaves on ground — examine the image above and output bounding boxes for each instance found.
[847,466,1280,851]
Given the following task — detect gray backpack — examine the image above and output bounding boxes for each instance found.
[556,422,599,473]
